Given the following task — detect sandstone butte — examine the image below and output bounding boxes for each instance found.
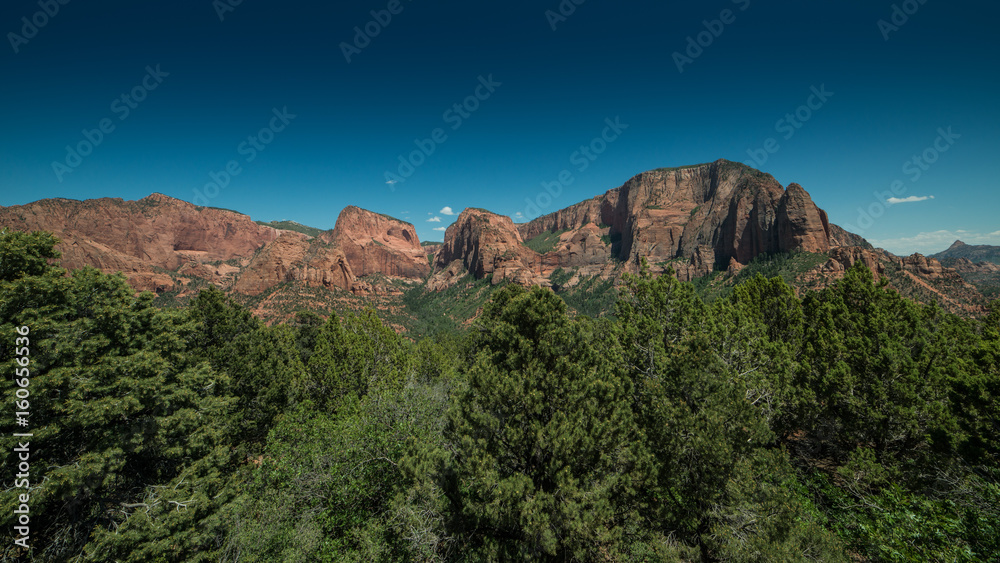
[0,159,986,313]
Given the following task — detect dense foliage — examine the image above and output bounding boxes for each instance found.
[2,230,998,561]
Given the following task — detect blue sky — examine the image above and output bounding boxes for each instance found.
[1,0,997,254]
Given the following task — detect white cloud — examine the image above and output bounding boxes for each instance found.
[427,216,441,222]
[514,211,524,219]
[869,229,1000,256]
[440,206,455,215]
[432,227,446,231]
[887,195,934,205]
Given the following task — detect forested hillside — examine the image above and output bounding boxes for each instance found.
[2,230,998,562]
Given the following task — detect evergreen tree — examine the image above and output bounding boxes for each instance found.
[442,285,651,561]
[0,232,237,561]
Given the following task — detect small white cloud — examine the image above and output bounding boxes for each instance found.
[427,216,441,223]
[432,226,447,231]
[887,195,935,205]
[440,206,455,215]
[514,212,524,219]
[386,179,398,186]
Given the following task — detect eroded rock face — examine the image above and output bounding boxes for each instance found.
[777,183,831,255]
[0,195,429,298]
[435,208,545,285]
[325,206,429,279]
[516,160,835,279]
[817,247,964,284]
[232,233,355,295]
[233,207,430,296]
[0,193,282,291]
[821,246,894,276]
[951,257,1000,274]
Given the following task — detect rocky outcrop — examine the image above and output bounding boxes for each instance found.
[516,160,838,280]
[819,246,892,276]
[950,257,1000,275]
[776,183,830,255]
[0,195,429,297]
[232,233,355,295]
[430,160,867,291]
[234,208,429,296]
[435,208,545,285]
[0,193,283,291]
[325,206,429,279]
[828,223,873,249]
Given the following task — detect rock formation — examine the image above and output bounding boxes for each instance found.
[512,160,834,282]
[0,193,283,292]
[2,159,989,319]
[434,208,544,286]
[324,206,429,280]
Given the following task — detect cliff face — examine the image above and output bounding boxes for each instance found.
[235,207,429,296]
[0,193,282,291]
[0,195,428,297]
[325,206,429,279]
[4,160,988,321]
[490,160,834,284]
[776,183,831,256]
[231,233,355,295]
[432,208,543,287]
[515,160,833,281]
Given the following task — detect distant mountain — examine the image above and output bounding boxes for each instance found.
[930,241,1000,301]
[931,240,1000,265]
[1,160,991,328]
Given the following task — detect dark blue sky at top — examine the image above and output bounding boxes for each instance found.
[1,0,997,253]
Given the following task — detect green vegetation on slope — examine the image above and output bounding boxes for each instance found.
[693,251,829,302]
[553,271,617,319]
[522,229,567,254]
[400,273,501,338]
[254,220,324,237]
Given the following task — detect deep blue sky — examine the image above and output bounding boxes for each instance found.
[1,1,997,253]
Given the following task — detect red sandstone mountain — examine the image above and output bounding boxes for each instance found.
[423,160,986,314]
[513,160,835,282]
[234,206,429,296]
[0,193,284,292]
[1,159,989,319]
[0,194,428,297]
[324,206,429,280]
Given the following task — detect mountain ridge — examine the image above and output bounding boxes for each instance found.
[1,159,991,323]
